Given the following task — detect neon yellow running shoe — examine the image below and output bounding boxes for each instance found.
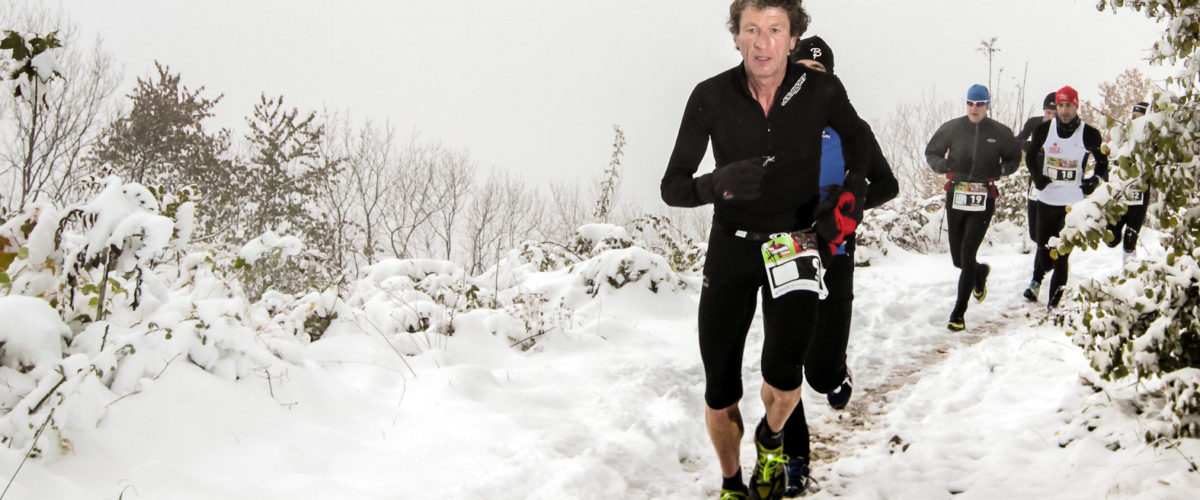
[748,439,789,500]
[719,489,749,500]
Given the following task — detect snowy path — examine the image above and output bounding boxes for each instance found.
[7,238,1199,499]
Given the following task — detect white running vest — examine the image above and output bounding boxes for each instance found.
[1038,118,1087,206]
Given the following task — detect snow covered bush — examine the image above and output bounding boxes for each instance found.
[856,194,945,258]
[1056,0,1200,441]
[626,214,705,274]
[0,176,307,454]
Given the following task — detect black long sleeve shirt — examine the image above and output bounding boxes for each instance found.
[660,63,870,232]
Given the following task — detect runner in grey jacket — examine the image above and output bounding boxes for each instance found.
[925,84,1022,331]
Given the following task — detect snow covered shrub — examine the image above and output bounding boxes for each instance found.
[0,177,310,454]
[234,230,304,301]
[513,240,581,272]
[1057,0,1200,441]
[0,177,179,326]
[856,195,944,256]
[571,223,634,256]
[573,246,686,297]
[626,214,705,274]
[993,168,1030,226]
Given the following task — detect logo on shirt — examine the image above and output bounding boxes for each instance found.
[1048,142,1062,154]
[781,74,806,107]
[810,48,823,58]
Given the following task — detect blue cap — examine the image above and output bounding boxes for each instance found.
[967,84,990,103]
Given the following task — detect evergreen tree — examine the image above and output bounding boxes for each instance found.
[88,62,235,238]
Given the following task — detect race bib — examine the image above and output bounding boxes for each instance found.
[952,182,988,212]
[1125,190,1144,206]
[1045,157,1079,185]
[1027,182,1040,201]
[761,232,826,299]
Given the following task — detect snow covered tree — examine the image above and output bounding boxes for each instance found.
[1056,0,1200,441]
[0,9,120,213]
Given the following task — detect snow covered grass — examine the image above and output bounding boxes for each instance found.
[0,188,1196,498]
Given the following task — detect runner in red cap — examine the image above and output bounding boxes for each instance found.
[1023,85,1109,311]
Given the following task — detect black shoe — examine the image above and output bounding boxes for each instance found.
[947,314,965,332]
[1048,288,1064,311]
[783,457,820,497]
[1023,280,1041,302]
[826,367,852,411]
[973,263,990,302]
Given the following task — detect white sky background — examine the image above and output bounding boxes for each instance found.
[49,0,1166,207]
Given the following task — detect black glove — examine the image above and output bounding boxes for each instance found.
[1032,173,1051,191]
[711,158,766,201]
[1081,176,1100,196]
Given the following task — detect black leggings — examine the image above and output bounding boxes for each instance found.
[1027,182,1039,242]
[1032,202,1070,298]
[698,228,819,410]
[781,240,855,459]
[1105,191,1149,252]
[946,196,996,316]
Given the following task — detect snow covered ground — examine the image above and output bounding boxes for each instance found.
[1,230,1198,500]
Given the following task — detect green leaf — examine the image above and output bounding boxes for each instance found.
[88,297,99,307]
[16,247,28,259]
[0,31,29,61]
[0,272,9,284]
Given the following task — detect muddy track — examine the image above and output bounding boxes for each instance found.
[807,303,1042,467]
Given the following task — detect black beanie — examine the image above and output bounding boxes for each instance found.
[1042,92,1056,110]
[791,36,834,74]
[1132,102,1149,115]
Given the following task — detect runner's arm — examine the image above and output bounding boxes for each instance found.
[999,125,1023,176]
[925,122,953,174]
[1084,125,1109,181]
[661,86,715,207]
[1025,121,1051,184]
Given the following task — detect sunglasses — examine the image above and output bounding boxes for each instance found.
[966,100,989,108]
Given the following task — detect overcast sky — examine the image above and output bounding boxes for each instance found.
[45,0,1167,206]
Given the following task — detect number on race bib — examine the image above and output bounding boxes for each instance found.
[952,182,988,212]
[1045,157,1079,185]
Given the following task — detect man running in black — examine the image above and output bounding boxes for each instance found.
[1105,101,1150,266]
[1018,92,1058,243]
[780,35,898,498]
[1023,85,1109,310]
[660,2,871,499]
[925,84,1022,331]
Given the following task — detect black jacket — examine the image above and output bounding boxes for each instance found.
[1025,117,1109,182]
[1017,116,1043,142]
[660,63,870,232]
[925,116,1022,182]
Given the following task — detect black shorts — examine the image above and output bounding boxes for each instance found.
[698,227,819,409]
